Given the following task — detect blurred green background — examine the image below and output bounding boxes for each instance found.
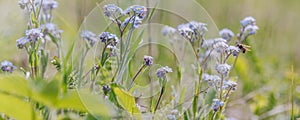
[0,0,299,119]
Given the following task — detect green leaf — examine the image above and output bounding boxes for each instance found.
[0,75,31,97]
[0,93,38,120]
[112,86,141,119]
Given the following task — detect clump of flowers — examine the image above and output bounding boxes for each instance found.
[162,16,259,119]
[1,60,16,73]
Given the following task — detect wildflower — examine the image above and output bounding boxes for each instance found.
[240,16,256,27]
[18,0,29,9]
[122,16,144,29]
[16,37,29,49]
[80,30,98,47]
[166,115,176,120]
[219,28,234,42]
[42,0,58,12]
[103,4,123,19]
[202,73,221,86]
[102,85,111,95]
[107,45,118,56]
[178,21,207,42]
[162,26,177,36]
[211,99,224,112]
[222,80,238,90]
[156,66,173,79]
[41,23,63,36]
[124,5,147,19]
[215,63,231,76]
[1,60,17,73]
[143,55,153,66]
[201,39,215,49]
[25,28,43,42]
[244,25,259,35]
[226,46,240,57]
[213,38,228,53]
[98,32,119,46]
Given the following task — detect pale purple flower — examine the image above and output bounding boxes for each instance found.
[16,37,29,49]
[222,80,238,90]
[211,99,224,112]
[123,5,147,19]
[178,21,207,42]
[98,32,119,46]
[244,25,259,35]
[41,23,63,36]
[18,0,29,9]
[213,38,229,53]
[240,16,256,27]
[26,28,43,42]
[156,66,173,79]
[144,55,153,66]
[103,4,123,19]
[226,46,240,57]
[1,60,17,73]
[215,63,231,76]
[162,26,176,36]
[219,28,234,41]
[80,30,98,47]
[42,0,58,12]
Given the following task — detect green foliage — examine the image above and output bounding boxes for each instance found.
[0,75,114,119]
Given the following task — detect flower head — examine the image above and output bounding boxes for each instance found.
[103,4,123,19]
[16,37,29,49]
[215,63,231,76]
[240,16,256,27]
[222,80,238,91]
[41,23,63,36]
[18,0,29,9]
[226,46,240,57]
[124,5,147,19]
[219,28,234,41]
[244,25,259,35]
[144,55,153,66]
[178,21,207,42]
[98,32,119,46]
[162,26,177,36]
[42,0,58,12]
[1,60,17,73]
[26,28,43,42]
[80,30,98,47]
[156,66,173,79]
[211,99,224,112]
[213,38,229,53]
[102,85,111,95]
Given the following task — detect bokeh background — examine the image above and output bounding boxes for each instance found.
[0,0,299,119]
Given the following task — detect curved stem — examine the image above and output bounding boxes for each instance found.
[129,64,146,89]
[154,85,165,112]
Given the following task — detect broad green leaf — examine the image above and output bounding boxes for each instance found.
[0,93,38,120]
[0,75,30,97]
[112,86,141,119]
[56,89,115,119]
